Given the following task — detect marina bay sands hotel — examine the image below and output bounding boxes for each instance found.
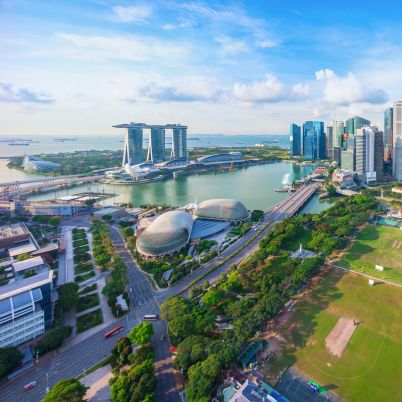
[113,122,187,166]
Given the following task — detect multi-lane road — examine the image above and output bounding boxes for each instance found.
[0,183,318,401]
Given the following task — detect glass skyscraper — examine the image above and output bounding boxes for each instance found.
[171,127,187,160]
[302,121,325,160]
[345,116,370,136]
[384,107,393,162]
[122,126,144,165]
[289,123,301,157]
[148,128,166,163]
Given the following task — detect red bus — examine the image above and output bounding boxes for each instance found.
[104,325,123,339]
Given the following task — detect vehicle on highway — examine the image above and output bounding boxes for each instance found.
[24,381,37,392]
[104,325,123,338]
[144,314,159,320]
[161,334,165,341]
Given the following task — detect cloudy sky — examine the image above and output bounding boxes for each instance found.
[1,0,401,136]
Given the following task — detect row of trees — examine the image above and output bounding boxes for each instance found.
[91,221,130,317]
[92,221,114,270]
[110,322,156,402]
[160,194,379,401]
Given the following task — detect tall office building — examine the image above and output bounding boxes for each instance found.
[333,146,342,165]
[355,126,379,183]
[374,131,384,179]
[122,125,144,165]
[393,101,402,179]
[332,121,345,149]
[345,116,371,135]
[326,126,333,159]
[114,123,188,166]
[289,124,301,157]
[171,127,187,160]
[394,138,402,181]
[384,107,393,162]
[302,121,325,160]
[147,128,166,163]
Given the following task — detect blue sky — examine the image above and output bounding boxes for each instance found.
[1,0,402,135]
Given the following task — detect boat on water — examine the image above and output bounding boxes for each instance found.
[9,142,29,146]
[53,138,78,142]
[262,139,279,144]
[188,137,200,140]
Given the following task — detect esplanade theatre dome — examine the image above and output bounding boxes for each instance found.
[194,199,249,221]
[136,210,193,257]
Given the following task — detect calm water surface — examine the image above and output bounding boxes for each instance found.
[25,162,333,213]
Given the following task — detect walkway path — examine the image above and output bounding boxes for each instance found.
[326,263,402,289]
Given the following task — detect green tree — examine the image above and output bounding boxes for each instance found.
[160,296,191,321]
[128,322,154,345]
[42,378,86,402]
[48,217,61,226]
[201,289,224,307]
[111,336,132,367]
[168,314,195,343]
[0,346,23,377]
[37,326,72,354]
[57,283,79,312]
[16,252,30,262]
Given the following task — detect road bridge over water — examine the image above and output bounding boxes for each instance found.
[0,174,102,199]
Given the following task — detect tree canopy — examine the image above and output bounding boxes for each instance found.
[42,378,86,402]
[0,346,23,377]
[128,322,154,345]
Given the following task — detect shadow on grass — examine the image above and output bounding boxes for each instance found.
[322,383,338,391]
[343,243,375,263]
[286,268,347,349]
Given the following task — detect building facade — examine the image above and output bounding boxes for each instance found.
[394,138,402,181]
[332,120,345,149]
[302,121,325,160]
[289,123,301,158]
[393,102,402,179]
[384,107,393,162]
[374,130,384,179]
[171,127,187,160]
[122,125,144,165]
[345,116,370,135]
[326,125,333,159]
[355,126,378,183]
[147,128,166,163]
[114,123,188,166]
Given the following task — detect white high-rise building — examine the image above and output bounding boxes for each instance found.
[392,101,402,179]
[332,121,344,148]
[355,126,377,183]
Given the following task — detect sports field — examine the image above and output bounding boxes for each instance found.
[336,224,402,285]
[274,268,402,402]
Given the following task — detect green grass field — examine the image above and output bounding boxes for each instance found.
[271,269,402,402]
[336,224,402,285]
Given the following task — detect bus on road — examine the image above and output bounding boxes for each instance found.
[104,325,123,339]
[144,314,159,321]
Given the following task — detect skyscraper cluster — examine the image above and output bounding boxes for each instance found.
[113,123,188,167]
[290,101,402,183]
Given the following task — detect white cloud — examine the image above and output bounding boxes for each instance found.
[315,68,388,105]
[56,33,186,62]
[141,76,224,102]
[0,82,54,104]
[233,74,309,103]
[256,39,278,48]
[215,35,248,55]
[112,5,152,23]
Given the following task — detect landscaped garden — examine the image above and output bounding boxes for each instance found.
[76,309,103,333]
